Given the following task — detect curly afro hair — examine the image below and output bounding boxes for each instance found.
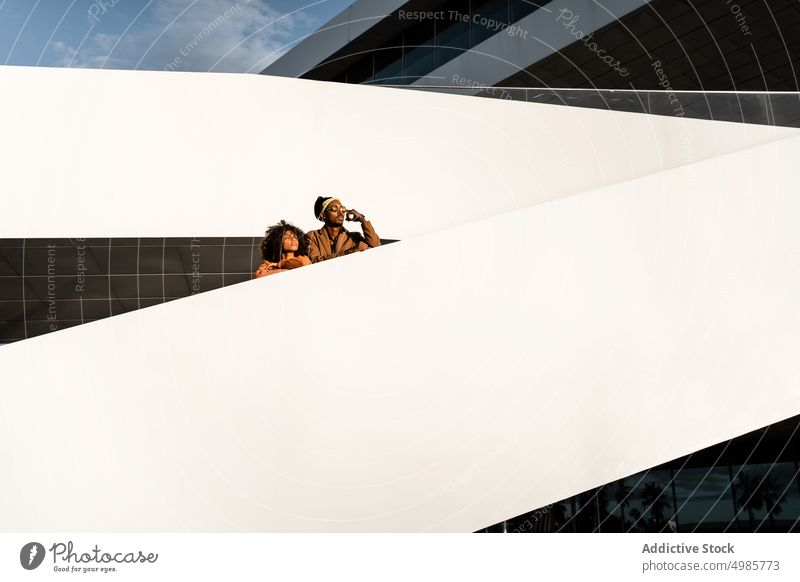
[259,220,308,263]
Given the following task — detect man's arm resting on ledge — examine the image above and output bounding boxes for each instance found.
[360,220,381,248]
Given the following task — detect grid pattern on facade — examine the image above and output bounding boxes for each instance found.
[479,415,800,533]
[0,237,259,344]
[301,0,800,92]
[304,0,550,84]
[0,236,398,345]
[498,0,800,91]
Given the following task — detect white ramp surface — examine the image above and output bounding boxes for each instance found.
[2,132,799,531]
[0,65,798,238]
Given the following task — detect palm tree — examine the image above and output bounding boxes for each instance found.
[628,507,643,532]
[550,501,568,530]
[760,474,786,530]
[640,481,671,529]
[569,496,578,532]
[613,479,632,529]
[576,491,596,532]
[737,471,765,531]
[595,486,611,531]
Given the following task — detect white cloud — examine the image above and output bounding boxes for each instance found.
[52,0,316,73]
[49,41,76,67]
[93,33,119,53]
[51,34,125,69]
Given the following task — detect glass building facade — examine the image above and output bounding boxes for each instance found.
[0,237,259,344]
[479,415,800,532]
[276,0,800,93]
[307,0,550,85]
[0,236,398,345]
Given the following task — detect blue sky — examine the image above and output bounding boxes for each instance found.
[0,0,356,72]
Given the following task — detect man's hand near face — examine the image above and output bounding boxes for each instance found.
[347,209,365,223]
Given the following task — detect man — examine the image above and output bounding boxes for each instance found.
[305,196,381,263]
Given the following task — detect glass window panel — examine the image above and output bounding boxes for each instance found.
[731,463,799,532]
[346,55,373,84]
[511,0,542,22]
[402,19,436,84]
[760,462,800,532]
[0,246,23,277]
[372,43,403,85]
[471,0,509,46]
[671,466,736,532]
[604,478,638,532]
[436,12,470,71]
[404,45,436,83]
[437,2,470,49]
[626,470,673,532]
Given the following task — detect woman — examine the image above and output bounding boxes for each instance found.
[254,220,311,278]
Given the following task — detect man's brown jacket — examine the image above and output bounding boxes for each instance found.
[305,221,381,263]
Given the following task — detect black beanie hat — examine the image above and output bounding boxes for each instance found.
[314,195,334,221]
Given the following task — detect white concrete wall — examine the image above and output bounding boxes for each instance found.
[0,65,796,240]
[1,124,799,531]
